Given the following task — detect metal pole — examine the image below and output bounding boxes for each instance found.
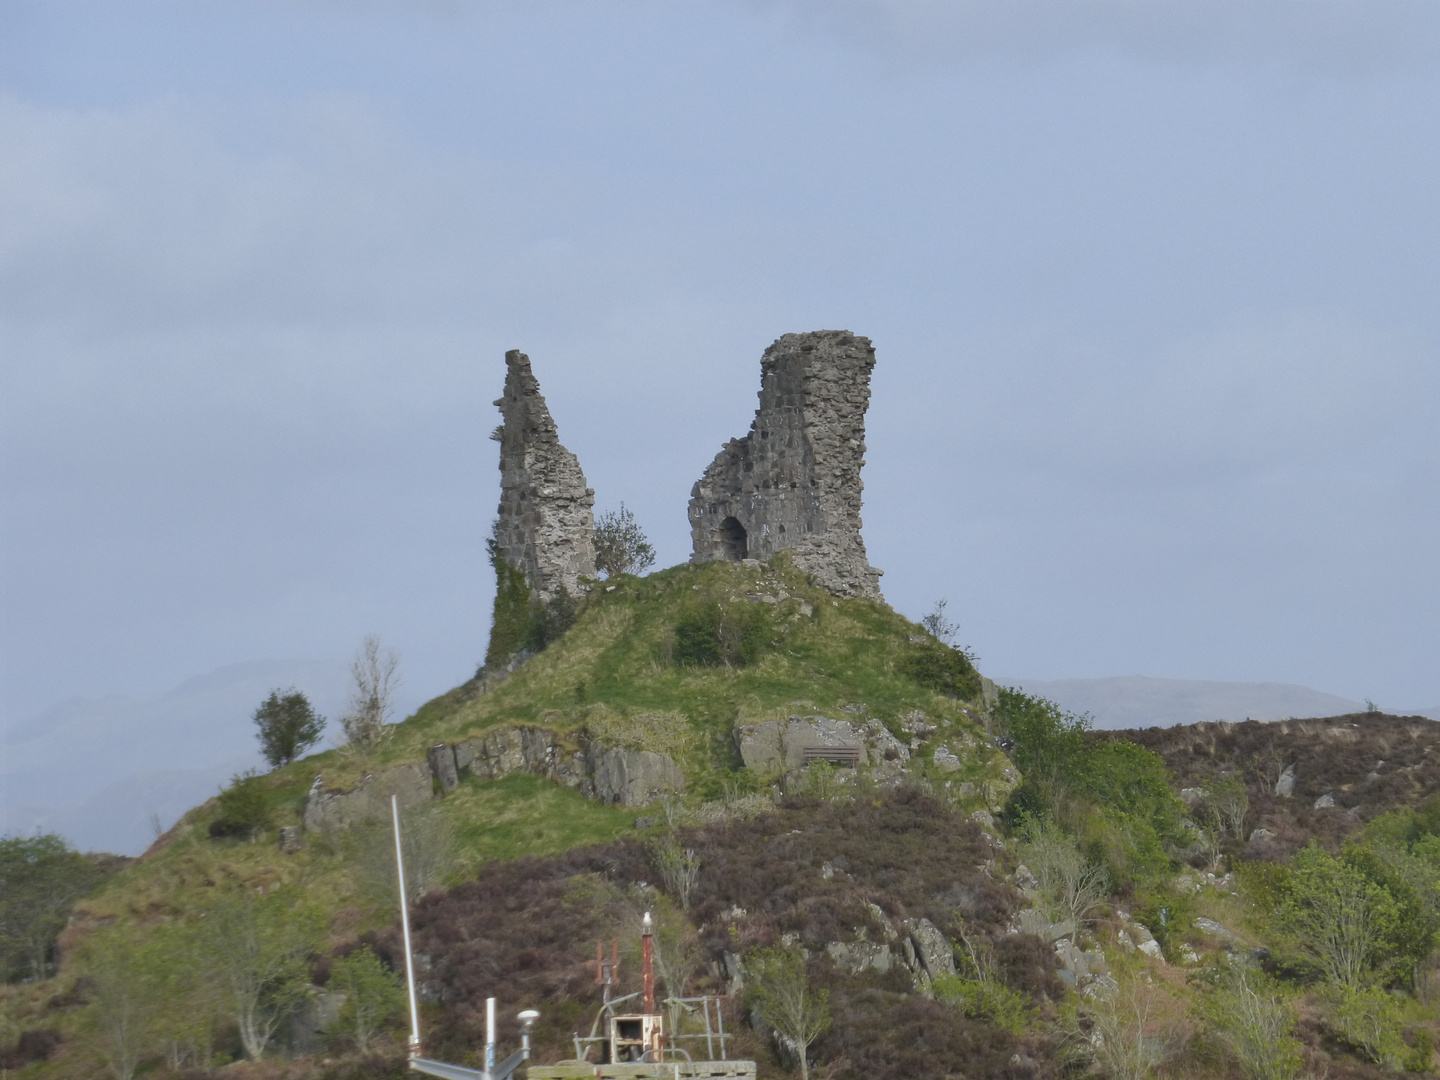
[486,996,496,1075]
[703,996,714,1060]
[642,912,655,1014]
[393,795,422,1059]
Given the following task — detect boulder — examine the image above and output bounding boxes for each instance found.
[905,918,956,980]
[427,743,459,792]
[277,826,304,853]
[1275,764,1296,797]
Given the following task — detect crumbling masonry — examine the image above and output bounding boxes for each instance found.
[688,330,883,599]
[492,350,595,603]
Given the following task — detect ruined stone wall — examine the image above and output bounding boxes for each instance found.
[688,330,883,599]
[493,349,595,602]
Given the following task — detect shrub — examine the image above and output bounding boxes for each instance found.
[1201,961,1304,1080]
[329,945,406,1052]
[210,769,273,840]
[745,945,831,1080]
[0,1029,62,1069]
[672,602,771,667]
[896,640,981,700]
[1323,983,1404,1068]
[593,503,656,579]
[1272,844,1402,988]
[484,532,535,668]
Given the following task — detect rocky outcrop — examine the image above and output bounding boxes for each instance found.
[590,745,686,806]
[302,762,434,833]
[689,331,882,599]
[493,350,595,604]
[735,715,871,773]
[303,727,686,831]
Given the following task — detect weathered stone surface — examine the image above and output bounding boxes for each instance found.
[1275,764,1296,797]
[905,917,956,980]
[826,940,893,974]
[303,763,434,833]
[689,331,882,599]
[427,743,459,792]
[1314,792,1335,809]
[735,716,869,773]
[590,744,686,806]
[493,350,595,605]
[287,989,346,1053]
[277,825,304,853]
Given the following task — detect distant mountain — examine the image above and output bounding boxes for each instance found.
[995,675,1374,730]
[1,659,351,854]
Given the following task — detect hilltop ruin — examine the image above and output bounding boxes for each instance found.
[688,330,883,599]
[492,349,595,604]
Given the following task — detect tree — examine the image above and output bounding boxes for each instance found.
[340,635,400,751]
[1080,977,1174,1080]
[746,945,830,1080]
[921,598,960,645]
[329,946,405,1052]
[253,688,325,768]
[1275,845,1401,989]
[0,834,106,981]
[1202,962,1303,1080]
[1206,776,1250,840]
[650,833,701,911]
[201,887,325,1060]
[593,503,656,579]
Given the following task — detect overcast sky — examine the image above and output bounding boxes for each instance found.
[3,0,1439,732]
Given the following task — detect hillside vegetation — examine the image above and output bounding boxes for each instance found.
[10,557,1440,1080]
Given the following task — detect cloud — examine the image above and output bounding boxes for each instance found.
[748,0,1440,73]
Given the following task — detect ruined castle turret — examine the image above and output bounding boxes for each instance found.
[688,330,883,599]
[493,350,595,602]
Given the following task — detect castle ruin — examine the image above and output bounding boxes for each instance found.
[492,349,595,603]
[688,330,883,599]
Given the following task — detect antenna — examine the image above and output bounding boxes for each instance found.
[393,794,422,1059]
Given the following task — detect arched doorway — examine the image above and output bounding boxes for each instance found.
[717,516,747,561]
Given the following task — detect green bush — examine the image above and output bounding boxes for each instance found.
[896,641,981,700]
[1324,984,1405,1067]
[672,602,771,667]
[931,973,1035,1036]
[210,770,273,840]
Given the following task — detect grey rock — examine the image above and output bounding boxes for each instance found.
[589,744,685,806]
[1314,793,1336,809]
[826,940,893,974]
[734,715,867,773]
[1014,863,1039,892]
[905,917,956,980]
[932,746,962,772]
[1249,827,1276,842]
[688,331,883,599]
[427,743,459,792]
[303,763,434,833]
[969,809,996,831]
[1179,787,1207,806]
[287,989,346,1053]
[493,350,595,607]
[277,825,304,853]
[1275,764,1296,797]
[633,816,658,829]
[1194,917,1244,943]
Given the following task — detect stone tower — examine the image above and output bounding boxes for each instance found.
[688,330,883,599]
[493,350,595,602]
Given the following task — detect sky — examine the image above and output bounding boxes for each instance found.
[3,0,1439,741]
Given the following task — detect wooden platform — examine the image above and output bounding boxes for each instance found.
[527,1062,756,1079]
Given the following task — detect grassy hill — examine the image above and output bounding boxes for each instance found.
[4,554,1007,1077]
[13,556,1440,1080]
